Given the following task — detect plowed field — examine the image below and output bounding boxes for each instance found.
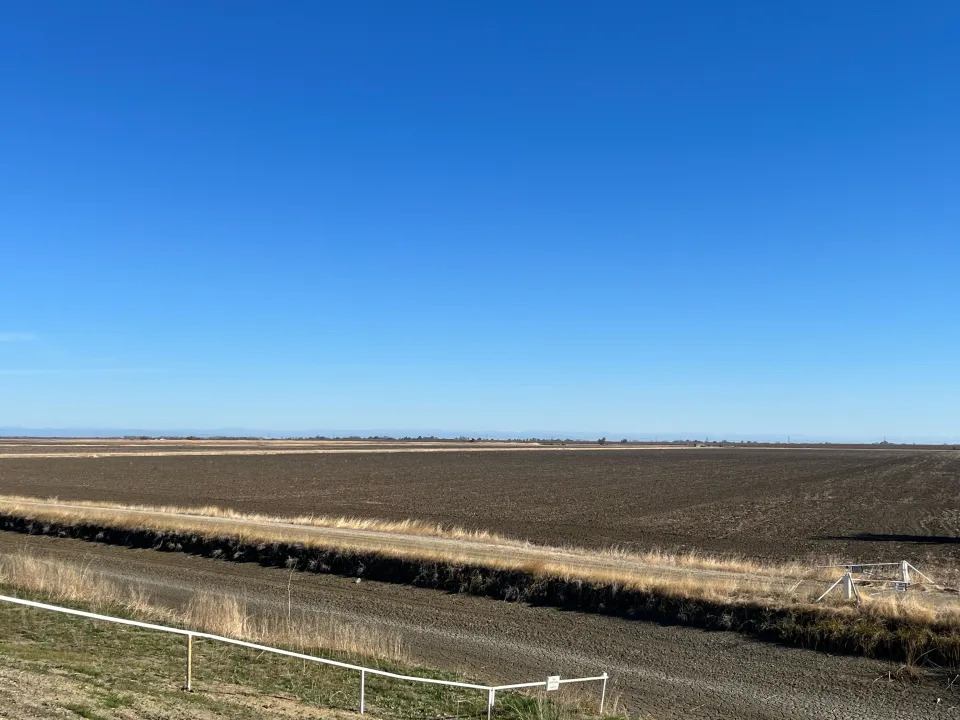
[1,445,957,563]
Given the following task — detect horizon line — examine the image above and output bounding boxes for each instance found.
[1,426,958,445]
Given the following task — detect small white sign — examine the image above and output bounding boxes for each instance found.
[546,675,560,692]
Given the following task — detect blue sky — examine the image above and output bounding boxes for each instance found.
[2,2,958,440]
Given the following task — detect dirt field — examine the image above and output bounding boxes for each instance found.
[2,442,960,718]
[0,445,957,563]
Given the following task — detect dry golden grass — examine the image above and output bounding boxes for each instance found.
[0,551,407,662]
[860,589,960,627]
[1,494,957,630]
[0,551,156,616]
[185,591,405,660]
[0,493,515,544]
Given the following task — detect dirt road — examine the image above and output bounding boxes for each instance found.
[0,532,954,720]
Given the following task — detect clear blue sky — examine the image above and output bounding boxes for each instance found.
[2,2,958,440]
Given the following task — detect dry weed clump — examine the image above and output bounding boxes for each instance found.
[861,591,960,628]
[185,591,405,661]
[0,552,157,616]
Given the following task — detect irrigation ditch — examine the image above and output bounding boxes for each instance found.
[1,512,958,671]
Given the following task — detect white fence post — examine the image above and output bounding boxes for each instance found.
[359,669,365,714]
[185,633,193,692]
[843,573,854,600]
[487,687,496,720]
[600,672,608,713]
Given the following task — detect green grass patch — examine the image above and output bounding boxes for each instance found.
[63,704,108,720]
[0,584,621,719]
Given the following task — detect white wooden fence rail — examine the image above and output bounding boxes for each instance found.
[0,593,608,718]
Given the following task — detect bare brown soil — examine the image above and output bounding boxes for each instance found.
[1,446,958,563]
